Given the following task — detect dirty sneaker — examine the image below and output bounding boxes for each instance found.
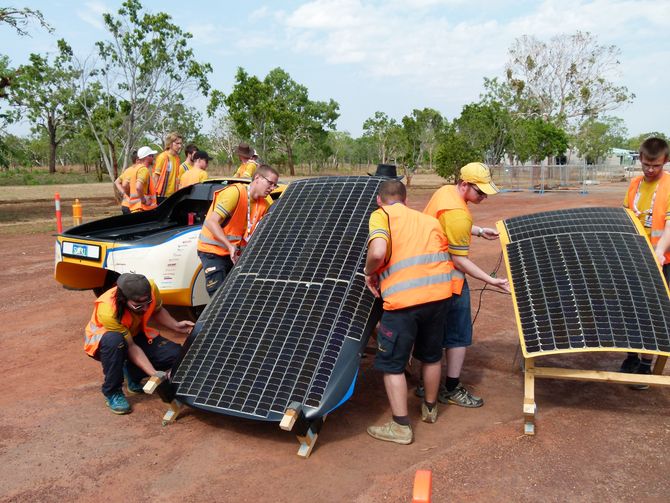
[105,391,131,414]
[619,354,640,373]
[439,384,484,408]
[629,364,652,390]
[367,421,413,445]
[421,402,438,424]
[123,365,144,395]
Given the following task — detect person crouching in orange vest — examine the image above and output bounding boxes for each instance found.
[84,273,194,414]
[621,137,670,384]
[364,178,455,445]
[197,164,279,297]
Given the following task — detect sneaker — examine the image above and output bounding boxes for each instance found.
[630,364,652,390]
[105,391,131,414]
[367,421,413,445]
[619,355,640,373]
[123,365,144,395]
[421,402,438,423]
[415,383,447,399]
[439,384,484,408]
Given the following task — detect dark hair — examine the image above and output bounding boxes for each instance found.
[131,150,138,163]
[185,143,198,156]
[378,179,406,203]
[114,286,129,323]
[640,137,669,161]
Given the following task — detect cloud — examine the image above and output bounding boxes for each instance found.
[76,1,109,30]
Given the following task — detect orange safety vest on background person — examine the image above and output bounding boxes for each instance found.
[423,184,468,295]
[197,184,269,256]
[127,166,157,212]
[154,151,181,198]
[378,204,454,311]
[626,173,670,264]
[84,286,159,357]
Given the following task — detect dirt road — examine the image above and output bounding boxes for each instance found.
[1,181,668,502]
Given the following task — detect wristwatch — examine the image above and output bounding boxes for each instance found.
[477,227,484,237]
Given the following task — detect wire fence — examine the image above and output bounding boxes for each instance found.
[490,164,634,194]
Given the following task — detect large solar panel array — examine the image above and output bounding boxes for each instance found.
[502,207,670,357]
[172,177,383,421]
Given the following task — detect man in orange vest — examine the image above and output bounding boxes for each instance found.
[84,273,194,414]
[122,146,158,212]
[197,164,279,297]
[153,132,184,200]
[621,137,670,386]
[364,179,455,445]
[232,142,258,178]
[178,150,210,189]
[421,162,509,408]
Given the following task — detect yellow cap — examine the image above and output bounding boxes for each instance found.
[459,162,499,195]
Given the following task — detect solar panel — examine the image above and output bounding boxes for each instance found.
[172,176,383,421]
[503,207,638,242]
[501,207,670,358]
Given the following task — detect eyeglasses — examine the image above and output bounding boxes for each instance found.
[259,174,279,189]
[469,183,486,196]
[127,298,151,311]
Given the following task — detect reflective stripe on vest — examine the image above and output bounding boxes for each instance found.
[627,173,670,264]
[423,184,471,295]
[378,204,453,310]
[84,286,158,356]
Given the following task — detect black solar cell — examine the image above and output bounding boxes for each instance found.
[172,177,383,421]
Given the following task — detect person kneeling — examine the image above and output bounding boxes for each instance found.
[84,273,194,414]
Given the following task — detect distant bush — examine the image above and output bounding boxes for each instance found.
[0,166,111,186]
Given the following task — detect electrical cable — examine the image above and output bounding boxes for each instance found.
[471,251,508,327]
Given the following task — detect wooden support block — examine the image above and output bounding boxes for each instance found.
[143,371,166,395]
[653,356,667,375]
[523,358,536,436]
[531,367,670,386]
[297,430,318,459]
[412,470,432,503]
[280,402,302,432]
[162,399,183,426]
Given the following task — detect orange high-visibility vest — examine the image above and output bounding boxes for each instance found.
[626,173,670,264]
[84,286,159,357]
[179,167,208,189]
[127,165,157,212]
[423,184,469,295]
[154,151,181,197]
[197,184,269,256]
[377,204,454,311]
[118,165,138,210]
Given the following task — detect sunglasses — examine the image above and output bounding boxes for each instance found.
[469,183,486,196]
[128,298,151,311]
[259,173,279,189]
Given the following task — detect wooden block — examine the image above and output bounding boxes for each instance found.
[143,371,166,395]
[523,399,536,417]
[280,409,299,431]
[296,431,318,459]
[162,400,182,425]
[412,470,432,503]
[653,356,667,375]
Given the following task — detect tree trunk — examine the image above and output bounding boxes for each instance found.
[107,138,119,180]
[287,143,295,176]
[48,122,57,174]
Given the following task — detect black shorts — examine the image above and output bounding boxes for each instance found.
[374,299,448,374]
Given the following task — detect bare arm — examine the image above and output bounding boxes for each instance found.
[151,306,194,335]
[203,212,239,262]
[363,238,388,298]
[126,336,157,375]
[451,254,510,293]
[654,220,670,265]
[471,225,500,240]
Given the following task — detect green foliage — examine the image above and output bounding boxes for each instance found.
[456,102,511,165]
[509,118,569,164]
[0,166,106,186]
[363,111,406,164]
[622,132,669,152]
[573,116,628,164]
[400,108,443,170]
[434,122,480,181]
[0,7,52,36]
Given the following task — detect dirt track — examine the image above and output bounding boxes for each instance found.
[1,180,669,502]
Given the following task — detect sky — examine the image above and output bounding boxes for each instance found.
[1,0,668,138]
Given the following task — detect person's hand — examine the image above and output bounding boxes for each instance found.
[174,320,195,335]
[365,273,381,298]
[655,248,666,266]
[490,277,510,293]
[480,227,500,240]
[228,244,240,264]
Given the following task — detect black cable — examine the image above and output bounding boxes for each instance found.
[471,251,507,327]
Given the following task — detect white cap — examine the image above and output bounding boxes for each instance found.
[137,146,158,159]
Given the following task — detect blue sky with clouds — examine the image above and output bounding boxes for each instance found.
[1,0,668,138]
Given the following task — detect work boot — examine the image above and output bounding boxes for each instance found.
[123,365,144,395]
[629,364,652,390]
[439,384,484,408]
[421,402,438,424]
[105,391,131,415]
[619,354,640,373]
[367,421,413,445]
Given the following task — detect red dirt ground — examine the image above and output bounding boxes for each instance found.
[1,181,669,502]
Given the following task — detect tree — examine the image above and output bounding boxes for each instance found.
[622,132,669,151]
[573,116,628,164]
[77,0,212,181]
[0,7,51,36]
[401,108,443,170]
[221,67,339,175]
[500,32,634,125]
[508,118,569,164]
[455,102,511,165]
[362,111,399,164]
[9,40,81,173]
[434,121,480,181]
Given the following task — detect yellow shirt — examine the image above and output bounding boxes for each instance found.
[95,282,163,340]
[438,209,472,256]
[153,151,182,197]
[179,167,208,188]
[213,185,270,221]
[233,161,258,178]
[623,178,670,238]
[367,207,394,262]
